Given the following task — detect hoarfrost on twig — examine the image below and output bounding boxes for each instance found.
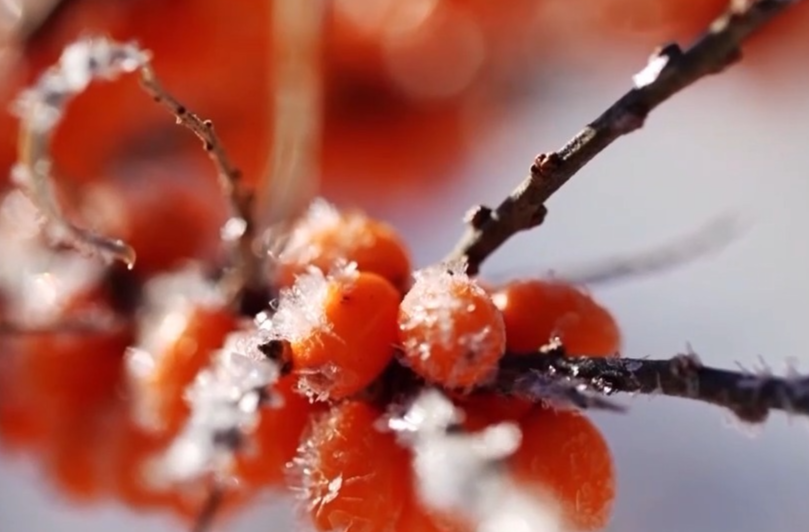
[14,37,150,268]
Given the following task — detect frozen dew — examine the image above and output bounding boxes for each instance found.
[270,265,335,344]
[0,191,106,327]
[632,52,670,88]
[12,36,152,268]
[220,216,248,242]
[277,198,377,267]
[14,37,150,131]
[125,267,229,429]
[390,389,563,532]
[152,326,282,483]
[400,261,491,357]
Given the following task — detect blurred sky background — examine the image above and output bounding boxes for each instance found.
[1,2,809,532]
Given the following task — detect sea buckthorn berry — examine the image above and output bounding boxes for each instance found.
[231,375,321,488]
[273,265,400,400]
[80,163,228,276]
[452,392,533,432]
[491,279,621,357]
[398,264,506,389]
[509,406,616,531]
[46,413,110,502]
[17,325,132,420]
[296,400,410,532]
[127,305,240,434]
[274,199,412,291]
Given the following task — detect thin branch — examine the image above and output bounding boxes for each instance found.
[138,64,263,308]
[138,66,251,228]
[496,344,809,423]
[12,36,257,285]
[13,38,150,268]
[446,0,801,275]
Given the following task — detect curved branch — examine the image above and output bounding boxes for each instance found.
[447,0,801,274]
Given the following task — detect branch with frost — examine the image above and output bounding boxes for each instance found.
[446,0,802,275]
[12,36,254,284]
[495,343,809,423]
[13,38,149,267]
[389,388,564,532]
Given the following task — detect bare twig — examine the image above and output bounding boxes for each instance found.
[447,0,801,275]
[138,66,251,230]
[137,65,262,309]
[13,36,257,286]
[496,345,809,423]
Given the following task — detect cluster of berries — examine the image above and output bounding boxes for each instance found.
[0,190,621,531]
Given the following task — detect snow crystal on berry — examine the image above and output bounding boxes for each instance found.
[390,390,562,532]
[398,263,506,388]
[278,199,376,266]
[154,328,281,481]
[271,265,338,343]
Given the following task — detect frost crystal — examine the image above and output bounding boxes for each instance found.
[632,52,670,89]
[14,38,149,131]
[390,389,564,532]
[125,268,230,429]
[0,191,106,327]
[12,36,151,267]
[277,199,376,266]
[154,327,281,482]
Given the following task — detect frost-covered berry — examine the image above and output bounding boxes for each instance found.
[274,199,412,291]
[398,264,506,389]
[273,264,400,400]
[509,406,616,531]
[295,400,410,532]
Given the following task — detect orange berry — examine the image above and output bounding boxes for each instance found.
[80,164,228,276]
[110,421,180,510]
[453,392,533,432]
[46,413,109,502]
[275,200,412,291]
[296,400,410,532]
[509,406,616,531]
[128,303,239,433]
[17,326,131,419]
[232,376,321,488]
[0,344,46,450]
[491,279,621,356]
[398,265,506,389]
[275,266,400,400]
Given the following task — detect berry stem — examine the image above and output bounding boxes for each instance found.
[497,345,809,423]
[137,65,261,308]
[446,0,801,275]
